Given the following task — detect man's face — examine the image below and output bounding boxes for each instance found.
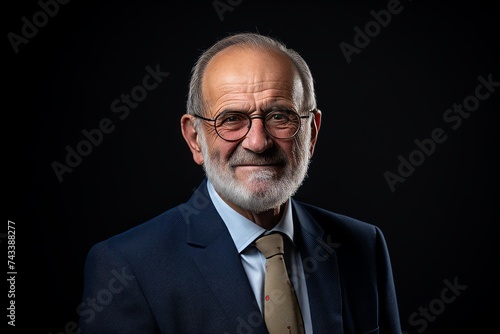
[197,46,317,213]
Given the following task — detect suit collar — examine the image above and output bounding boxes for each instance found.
[184,179,226,247]
[207,179,297,252]
[183,179,267,333]
[206,179,264,252]
[291,198,325,238]
[292,200,344,333]
[183,181,343,333]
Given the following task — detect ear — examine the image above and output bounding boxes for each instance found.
[181,114,204,165]
[308,109,322,157]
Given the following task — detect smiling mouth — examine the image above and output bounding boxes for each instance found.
[233,164,276,170]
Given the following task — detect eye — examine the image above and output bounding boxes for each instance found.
[217,112,248,128]
[267,110,294,125]
[270,112,288,121]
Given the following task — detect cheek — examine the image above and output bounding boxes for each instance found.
[289,138,307,164]
[283,140,298,155]
[204,139,237,163]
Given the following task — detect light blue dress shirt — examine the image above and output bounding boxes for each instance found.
[207,180,313,333]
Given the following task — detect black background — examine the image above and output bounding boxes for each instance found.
[5,0,499,333]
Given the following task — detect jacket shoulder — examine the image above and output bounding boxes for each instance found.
[292,200,385,245]
[90,204,188,258]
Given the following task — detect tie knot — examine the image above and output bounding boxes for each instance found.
[255,233,285,258]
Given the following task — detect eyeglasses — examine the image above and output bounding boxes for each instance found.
[194,109,314,142]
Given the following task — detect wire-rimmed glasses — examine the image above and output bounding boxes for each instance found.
[194,109,315,142]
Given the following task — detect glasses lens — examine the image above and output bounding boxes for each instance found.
[215,112,250,141]
[265,110,300,139]
[213,110,302,141]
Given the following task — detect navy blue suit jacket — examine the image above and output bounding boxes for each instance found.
[79,179,401,333]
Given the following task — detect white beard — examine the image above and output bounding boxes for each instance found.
[198,130,311,213]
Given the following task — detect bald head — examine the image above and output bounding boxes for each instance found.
[201,45,304,119]
[186,32,317,119]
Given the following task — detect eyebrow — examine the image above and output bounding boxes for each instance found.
[220,103,297,115]
[262,105,297,113]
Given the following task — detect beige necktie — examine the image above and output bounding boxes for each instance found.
[255,233,305,334]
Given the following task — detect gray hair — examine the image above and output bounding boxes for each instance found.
[186,32,317,119]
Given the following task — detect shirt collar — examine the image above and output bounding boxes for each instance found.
[207,180,295,253]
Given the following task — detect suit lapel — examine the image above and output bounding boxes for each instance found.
[184,180,267,333]
[293,200,344,333]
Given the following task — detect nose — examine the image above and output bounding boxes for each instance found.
[241,116,273,153]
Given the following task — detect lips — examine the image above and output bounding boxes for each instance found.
[231,161,284,169]
[235,162,278,166]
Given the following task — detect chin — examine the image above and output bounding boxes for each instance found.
[245,174,282,192]
[245,184,275,198]
[247,168,280,181]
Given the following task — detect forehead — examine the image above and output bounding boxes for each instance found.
[202,45,302,107]
[206,44,296,74]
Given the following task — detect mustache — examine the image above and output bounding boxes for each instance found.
[229,146,287,166]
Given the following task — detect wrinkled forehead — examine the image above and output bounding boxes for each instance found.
[201,45,302,102]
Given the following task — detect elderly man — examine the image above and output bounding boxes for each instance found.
[79,32,401,334]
